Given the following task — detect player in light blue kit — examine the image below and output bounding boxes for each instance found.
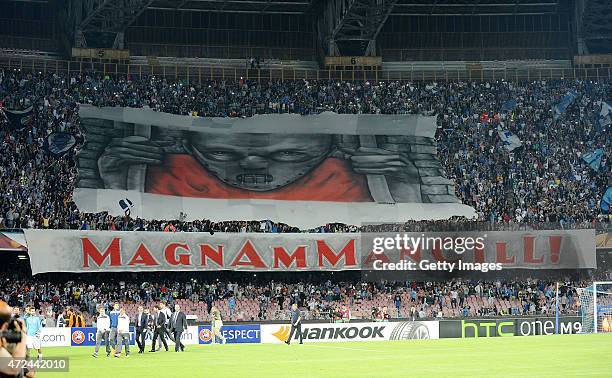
[25,306,44,361]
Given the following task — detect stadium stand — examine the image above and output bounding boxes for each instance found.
[0,69,609,232]
[0,66,610,325]
[0,0,610,337]
[4,266,612,325]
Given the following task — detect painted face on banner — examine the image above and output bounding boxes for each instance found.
[185,132,333,191]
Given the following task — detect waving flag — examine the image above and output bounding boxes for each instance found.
[44,132,78,158]
[0,106,34,129]
[553,90,578,120]
[500,99,518,113]
[498,130,522,151]
[602,186,612,214]
[119,198,134,216]
[598,101,611,127]
[582,148,604,171]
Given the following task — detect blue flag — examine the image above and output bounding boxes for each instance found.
[553,90,578,120]
[44,132,78,158]
[1,106,34,130]
[601,186,612,214]
[500,99,517,113]
[498,130,522,151]
[598,101,611,127]
[582,148,604,171]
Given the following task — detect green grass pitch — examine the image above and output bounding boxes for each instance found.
[38,334,611,378]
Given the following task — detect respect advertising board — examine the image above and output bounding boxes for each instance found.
[69,326,200,346]
[197,324,261,344]
[48,325,262,347]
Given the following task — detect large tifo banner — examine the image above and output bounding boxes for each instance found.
[73,105,475,228]
[23,229,595,274]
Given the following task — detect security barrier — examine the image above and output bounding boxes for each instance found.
[1,56,611,83]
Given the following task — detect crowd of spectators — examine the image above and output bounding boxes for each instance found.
[2,269,610,324]
[0,68,610,233]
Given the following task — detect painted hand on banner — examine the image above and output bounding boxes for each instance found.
[340,146,422,203]
[341,147,419,180]
[98,136,173,189]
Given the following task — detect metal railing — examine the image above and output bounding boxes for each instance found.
[1,56,611,83]
[381,47,571,62]
[128,43,315,61]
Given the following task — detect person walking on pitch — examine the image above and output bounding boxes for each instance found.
[150,306,169,352]
[24,306,44,361]
[285,303,303,345]
[92,307,111,358]
[170,304,187,352]
[158,301,173,350]
[114,308,131,358]
[211,306,226,344]
[108,303,120,353]
[135,306,150,354]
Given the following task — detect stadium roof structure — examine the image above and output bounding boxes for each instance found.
[145,0,565,16]
[148,0,315,14]
[4,0,611,55]
[392,0,566,16]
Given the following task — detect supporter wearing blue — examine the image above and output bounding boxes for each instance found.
[25,306,44,361]
[108,302,120,351]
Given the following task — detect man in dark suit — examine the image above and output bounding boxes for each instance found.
[135,306,150,354]
[170,304,187,352]
[285,303,303,345]
[150,306,168,352]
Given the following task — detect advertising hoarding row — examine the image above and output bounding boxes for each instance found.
[68,325,261,347]
[39,322,436,347]
[33,317,585,348]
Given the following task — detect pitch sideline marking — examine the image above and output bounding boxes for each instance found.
[301,344,386,353]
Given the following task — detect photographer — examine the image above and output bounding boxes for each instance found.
[0,301,28,378]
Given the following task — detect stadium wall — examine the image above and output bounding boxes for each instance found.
[36,317,585,347]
